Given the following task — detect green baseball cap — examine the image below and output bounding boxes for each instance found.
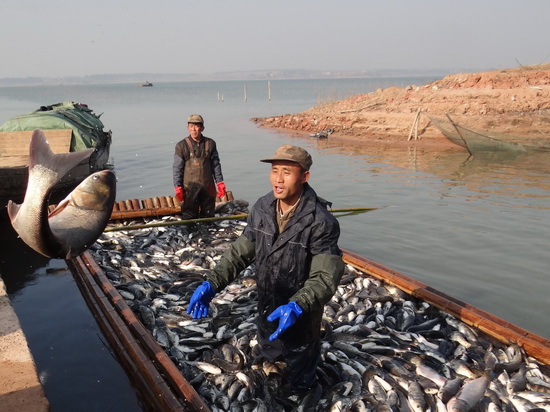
[260,144,313,171]
[188,114,204,124]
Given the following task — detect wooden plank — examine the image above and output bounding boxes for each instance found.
[342,249,550,366]
[69,252,211,412]
[0,156,30,167]
[0,129,73,157]
[68,254,195,412]
[110,206,182,221]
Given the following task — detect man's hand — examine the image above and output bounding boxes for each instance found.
[267,301,303,341]
[174,186,184,202]
[216,182,227,198]
[187,281,216,319]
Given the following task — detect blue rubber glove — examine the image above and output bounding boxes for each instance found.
[187,281,215,319]
[266,301,303,341]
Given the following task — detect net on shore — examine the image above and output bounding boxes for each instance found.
[427,113,550,155]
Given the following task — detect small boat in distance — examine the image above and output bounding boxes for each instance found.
[138,81,153,87]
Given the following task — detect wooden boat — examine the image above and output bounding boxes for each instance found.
[109,192,235,221]
[66,197,550,411]
[0,102,112,206]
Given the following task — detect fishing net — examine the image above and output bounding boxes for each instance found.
[427,114,550,155]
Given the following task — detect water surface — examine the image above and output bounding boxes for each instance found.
[1,77,548,409]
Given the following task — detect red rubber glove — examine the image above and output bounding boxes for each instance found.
[174,186,184,202]
[216,181,227,198]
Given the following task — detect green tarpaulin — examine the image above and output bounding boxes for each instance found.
[0,102,111,151]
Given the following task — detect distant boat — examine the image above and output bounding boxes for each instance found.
[138,81,153,87]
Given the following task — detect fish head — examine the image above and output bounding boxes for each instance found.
[46,169,116,259]
[70,170,117,211]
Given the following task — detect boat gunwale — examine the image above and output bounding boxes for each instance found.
[67,252,211,412]
[342,249,550,366]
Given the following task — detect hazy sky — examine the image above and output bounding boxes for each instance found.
[1,0,549,78]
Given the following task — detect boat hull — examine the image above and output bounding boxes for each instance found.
[342,249,550,366]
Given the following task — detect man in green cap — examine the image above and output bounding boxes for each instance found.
[173,114,226,218]
[187,144,345,397]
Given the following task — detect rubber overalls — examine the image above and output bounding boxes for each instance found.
[180,137,216,219]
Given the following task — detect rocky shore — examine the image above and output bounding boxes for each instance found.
[253,63,550,150]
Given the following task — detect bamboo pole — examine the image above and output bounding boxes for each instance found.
[408,108,421,141]
[104,207,380,233]
[445,113,471,154]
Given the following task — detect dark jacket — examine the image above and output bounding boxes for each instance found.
[172,136,224,187]
[207,183,344,341]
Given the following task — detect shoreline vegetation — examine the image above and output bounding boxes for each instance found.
[252,63,550,151]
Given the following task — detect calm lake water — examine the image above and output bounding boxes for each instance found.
[1,77,548,410]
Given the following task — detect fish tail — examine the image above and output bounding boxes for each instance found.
[6,200,21,222]
[29,129,94,184]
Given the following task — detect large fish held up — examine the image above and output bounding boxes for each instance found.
[7,129,116,259]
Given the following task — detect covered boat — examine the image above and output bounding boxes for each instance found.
[0,102,112,204]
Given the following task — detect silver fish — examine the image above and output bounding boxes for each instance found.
[407,380,427,412]
[447,374,490,412]
[90,213,550,412]
[439,377,462,404]
[8,129,116,258]
[510,394,541,412]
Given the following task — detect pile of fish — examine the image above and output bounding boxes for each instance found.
[89,203,550,412]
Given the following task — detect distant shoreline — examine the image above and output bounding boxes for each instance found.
[0,68,483,87]
[253,63,550,150]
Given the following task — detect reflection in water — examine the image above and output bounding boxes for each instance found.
[444,151,550,209]
[0,209,143,411]
[0,209,51,294]
[306,136,549,340]
[312,137,550,209]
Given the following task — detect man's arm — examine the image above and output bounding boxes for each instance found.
[290,213,344,312]
[207,234,256,292]
[210,141,224,183]
[290,253,344,312]
[172,143,185,187]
